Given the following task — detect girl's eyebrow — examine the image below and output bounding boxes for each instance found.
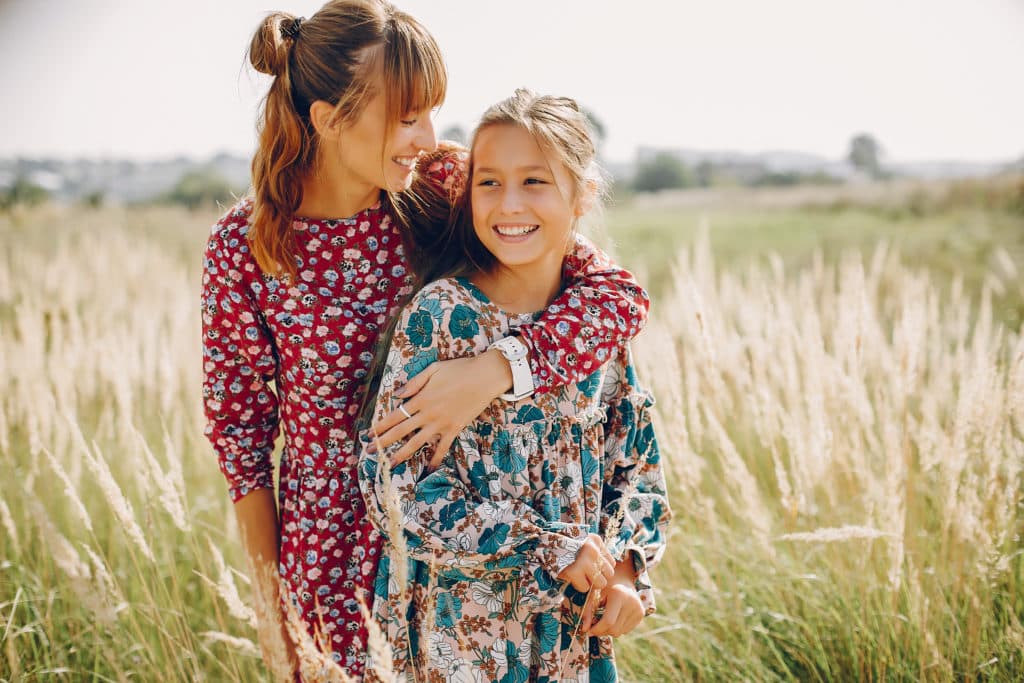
[475,165,551,174]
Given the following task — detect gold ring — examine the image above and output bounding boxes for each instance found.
[399,404,413,420]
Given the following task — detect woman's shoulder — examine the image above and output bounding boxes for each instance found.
[203,197,258,276]
[207,197,255,250]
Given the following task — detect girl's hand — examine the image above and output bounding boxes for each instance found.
[585,557,645,636]
[557,534,616,593]
[370,349,513,469]
[585,583,644,637]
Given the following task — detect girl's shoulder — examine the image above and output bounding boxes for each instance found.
[409,276,489,312]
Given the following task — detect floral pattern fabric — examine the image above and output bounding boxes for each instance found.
[200,150,652,678]
[359,277,671,683]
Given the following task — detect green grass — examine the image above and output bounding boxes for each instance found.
[1,182,1022,681]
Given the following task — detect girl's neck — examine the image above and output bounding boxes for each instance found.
[297,162,380,220]
[471,261,563,315]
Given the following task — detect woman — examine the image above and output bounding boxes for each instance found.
[201,1,649,678]
[359,90,670,682]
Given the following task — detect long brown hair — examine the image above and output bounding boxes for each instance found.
[247,0,448,280]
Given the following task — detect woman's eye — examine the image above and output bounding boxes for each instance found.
[400,118,417,126]
[477,179,498,187]
[525,178,547,185]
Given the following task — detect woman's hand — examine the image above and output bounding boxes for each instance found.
[370,349,513,469]
[557,533,616,593]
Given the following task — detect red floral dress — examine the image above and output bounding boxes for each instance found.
[200,151,649,679]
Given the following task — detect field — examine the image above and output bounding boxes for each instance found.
[1,177,1023,681]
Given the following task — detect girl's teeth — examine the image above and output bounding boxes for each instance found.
[495,225,538,236]
[394,157,416,167]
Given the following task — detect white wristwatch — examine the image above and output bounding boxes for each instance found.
[492,336,535,401]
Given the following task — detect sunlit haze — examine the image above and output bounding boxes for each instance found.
[1,0,1022,163]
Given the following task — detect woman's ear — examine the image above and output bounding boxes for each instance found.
[309,100,341,140]
[574,178,599,217]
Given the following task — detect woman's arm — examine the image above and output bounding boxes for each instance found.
[202,215,295,672]
[201,218,280,502]
[374,239,651,466]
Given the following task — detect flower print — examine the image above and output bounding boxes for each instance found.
[447,658,485,683]
[428,631,455,667]
[301,270,315,282]
[405,310,434,348]
[283,298,297,311]
[448,304,479,340]
[435,592,463,629]
[489,639,529,683]
[492,431,526,475]
[324,341,340,355]
[469,581,504,613]
[477,523,510,555]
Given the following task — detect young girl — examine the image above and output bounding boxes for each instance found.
[359,90,671,682]
[201,1,650,678]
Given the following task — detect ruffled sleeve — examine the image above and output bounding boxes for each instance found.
[599,347,671,615]
[516,234,651,394]
[200,203,281,502]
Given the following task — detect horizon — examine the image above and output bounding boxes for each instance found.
[1,0,1022,166]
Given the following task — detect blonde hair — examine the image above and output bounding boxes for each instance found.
[247,0,447,279]
[441,88,606,278]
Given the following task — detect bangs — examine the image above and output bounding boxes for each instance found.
[381,13,447,119]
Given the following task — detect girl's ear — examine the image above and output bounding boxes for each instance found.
[574,178,599,217]
[309,100,342,140]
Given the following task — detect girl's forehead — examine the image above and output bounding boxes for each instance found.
[473,125,549,165]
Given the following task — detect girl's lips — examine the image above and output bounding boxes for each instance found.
[492,224,538,243]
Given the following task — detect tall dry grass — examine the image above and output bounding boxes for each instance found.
[0,204,1021,681]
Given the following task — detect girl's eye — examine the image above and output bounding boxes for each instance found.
[477,179,498,187]
[400,118,417,126]
[525,178,547,185]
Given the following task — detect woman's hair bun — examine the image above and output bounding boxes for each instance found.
[249,12,295,77]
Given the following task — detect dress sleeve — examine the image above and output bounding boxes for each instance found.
[358,286,586,601]
[599,347,671,615]
[201,220,280,503]
[515,234,650,394]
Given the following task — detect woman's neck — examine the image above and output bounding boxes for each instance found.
[472,261,563,315]
[297,163,380,220]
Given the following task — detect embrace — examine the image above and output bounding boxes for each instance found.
[200,1,672,681]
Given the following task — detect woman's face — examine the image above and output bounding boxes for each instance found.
[470,124,580,277]
[333,87,438,194]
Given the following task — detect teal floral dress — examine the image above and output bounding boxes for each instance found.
[358,277,671,683]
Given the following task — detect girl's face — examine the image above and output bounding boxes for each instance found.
[470,124,580,277]
[333,86,438,195]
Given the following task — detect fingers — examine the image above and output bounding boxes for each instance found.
[580,589,599,632]
[372,411,424,453]
[389,429,437,466]
[395,367,433,400]
[427,432,456,471]
[588,596,621,636]
[588,586,644,637]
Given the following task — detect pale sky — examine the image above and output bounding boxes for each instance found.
[1,0,1022,164]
